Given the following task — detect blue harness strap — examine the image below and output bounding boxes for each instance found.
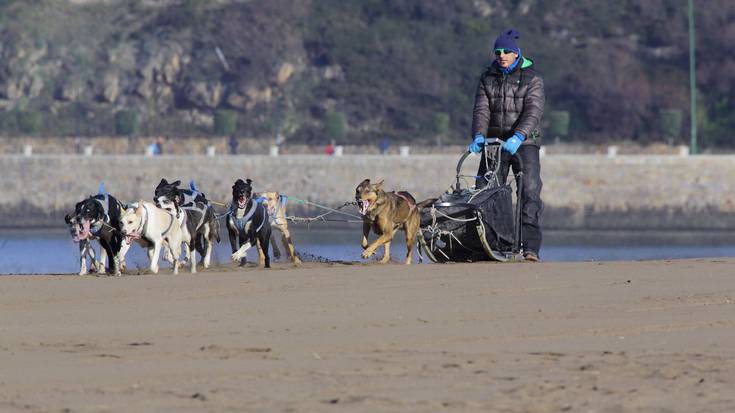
[232,200,262,233]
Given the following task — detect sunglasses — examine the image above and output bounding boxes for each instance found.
[494,48,516,56]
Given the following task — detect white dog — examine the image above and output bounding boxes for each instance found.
[119,201,183,274]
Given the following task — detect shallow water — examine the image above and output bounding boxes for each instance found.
[1,226,734,274]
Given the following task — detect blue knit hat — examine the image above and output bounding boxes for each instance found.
[493,28,521,54]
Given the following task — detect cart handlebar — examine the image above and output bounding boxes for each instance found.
[455,138,506,190]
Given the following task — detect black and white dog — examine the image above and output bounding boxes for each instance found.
[65,212,103,275]
[154,178,220,272]
[227,178,271,268]
[64,191,130,276]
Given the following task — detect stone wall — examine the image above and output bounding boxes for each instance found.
[0,136,468,156]
[2,154,734,229]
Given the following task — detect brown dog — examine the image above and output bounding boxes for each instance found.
[355,179,420,264]
[259,191,301,265]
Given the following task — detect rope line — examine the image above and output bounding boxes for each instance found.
[209,197,361,226]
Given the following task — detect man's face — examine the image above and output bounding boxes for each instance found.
[495,49,518,69]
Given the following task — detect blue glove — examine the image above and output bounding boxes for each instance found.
[468,134,486,153]
[502,132,524,155]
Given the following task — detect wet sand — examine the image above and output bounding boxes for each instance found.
[1,259,734,412]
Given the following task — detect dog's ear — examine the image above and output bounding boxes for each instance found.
[64,213,72,224]
[245,178,252,185]
[135,200,144,215]
[159,178,168,186]
[356,179,370,192]
[171,180,181,187]
[374,179,384,191]
[233,179,244,188]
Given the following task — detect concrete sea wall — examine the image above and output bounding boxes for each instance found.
[2,154,735,229]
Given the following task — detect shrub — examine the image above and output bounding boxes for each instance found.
[659,109,683,140]
[16,110,43,134]
[548,110,570,137]
[433,112,450,145]
[115,110,139,136]
[214,109,238,136]
[324,111,346,141]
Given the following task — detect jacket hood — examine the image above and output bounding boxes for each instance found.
[489,56,534,75]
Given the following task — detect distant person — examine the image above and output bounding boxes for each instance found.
[155,136,165,155]
[468,28,545,262]
[275,132,285,148]
[378,138,390,155]
[148,137,162,156]
[147,141,158,156]
[229,135,239,155]
[325,142,335,156]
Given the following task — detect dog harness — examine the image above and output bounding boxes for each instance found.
[231,200,266,234]
[394,192,416,211]
[182,203,208,232]
[89,194,111,235]
[268,195,288,224]
[136,203,175,239]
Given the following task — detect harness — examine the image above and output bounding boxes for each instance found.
[139,203,175,239]
[88,194,117,236]
[394,192,416,211]
[268,195,289,224]
[230,200,266,234]
[181,203,208,232]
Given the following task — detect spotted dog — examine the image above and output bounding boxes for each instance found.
[227,179,271,268]
[154,179,220,272]
[64,191,130,275]
[120,200,183,274]
[65,212,104,275]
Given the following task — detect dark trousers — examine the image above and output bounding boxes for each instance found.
[476,145,544,255]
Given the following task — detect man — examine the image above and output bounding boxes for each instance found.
[468,28,545,261]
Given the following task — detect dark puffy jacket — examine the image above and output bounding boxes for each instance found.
[471,57,545,145]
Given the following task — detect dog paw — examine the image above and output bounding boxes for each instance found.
[361,250,375,259]
[231,252,242,263]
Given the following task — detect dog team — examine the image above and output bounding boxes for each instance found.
[65,178,427,275]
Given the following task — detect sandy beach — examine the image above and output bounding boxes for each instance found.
[1,259,734,412]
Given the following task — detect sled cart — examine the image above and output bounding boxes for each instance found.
[418,138,524,263]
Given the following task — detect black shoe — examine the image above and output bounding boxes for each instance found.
[524,251,540,262]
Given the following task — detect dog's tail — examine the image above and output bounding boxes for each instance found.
[189,180,198,192]
[98,182,106,195]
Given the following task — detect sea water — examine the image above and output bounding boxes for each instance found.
[1,226,734,274]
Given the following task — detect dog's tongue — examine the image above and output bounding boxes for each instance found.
[360,200,370,215]
[124,233,137,245]
[73,220,92,242]
[238,196,247,208]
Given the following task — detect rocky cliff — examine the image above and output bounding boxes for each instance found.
[1,0,733,146]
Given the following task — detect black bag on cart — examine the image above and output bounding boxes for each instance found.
[418,143,522,263]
